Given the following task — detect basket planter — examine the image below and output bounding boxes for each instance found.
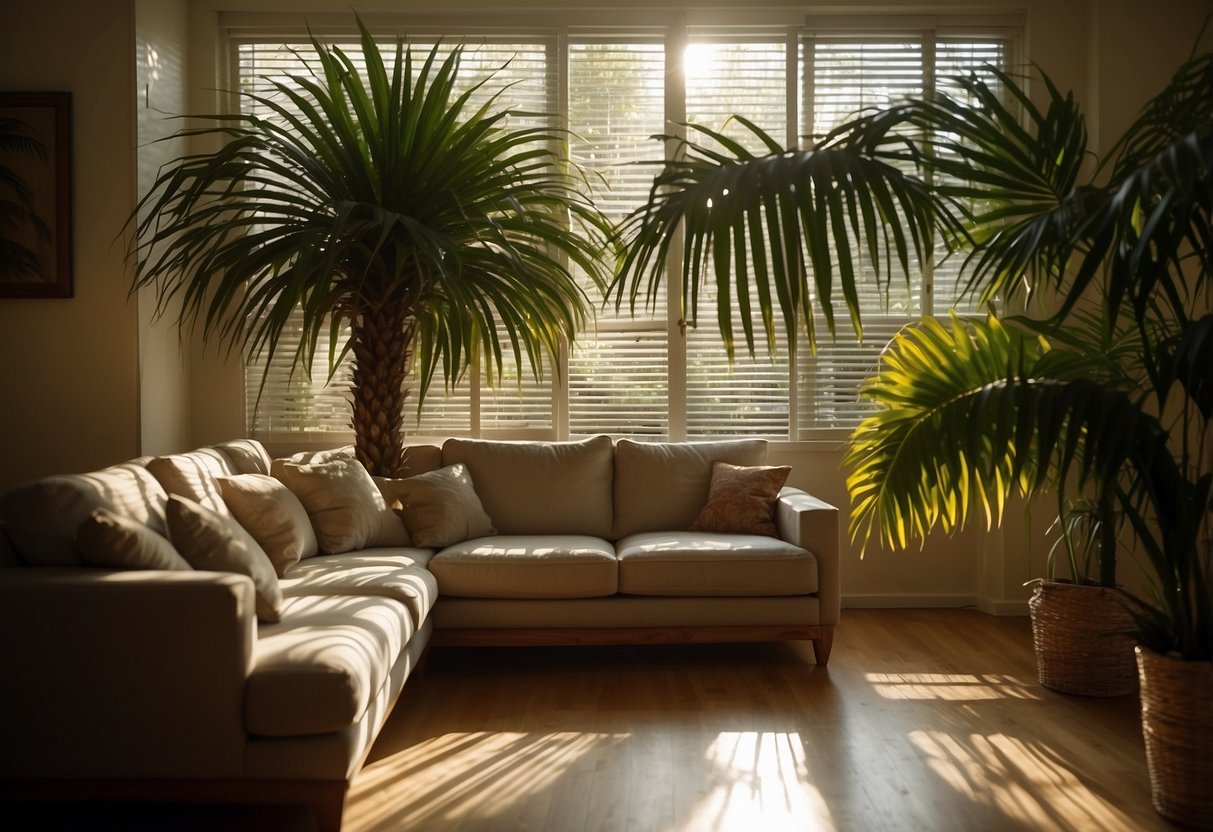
[1027,579,1136,696]
[1136,646,1213,828]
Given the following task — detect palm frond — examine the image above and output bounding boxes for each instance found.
[610,112,956,358]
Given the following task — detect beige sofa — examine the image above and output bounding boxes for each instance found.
[0,436,838,831]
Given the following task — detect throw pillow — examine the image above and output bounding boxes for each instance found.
[376,464,496,548]
[76,508,193,571]
[275,457,386,555]
[217,474,319,576]
[165,495,283,623]
[689,461,791,537]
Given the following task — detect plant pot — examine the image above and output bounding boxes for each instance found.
[1027,579,1136,696]
[1136,646,1213,828]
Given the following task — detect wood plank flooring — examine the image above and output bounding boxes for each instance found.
[1,609,1167,831]
[346,609,1163,832]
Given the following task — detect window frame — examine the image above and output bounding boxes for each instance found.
[222,10,1023,447]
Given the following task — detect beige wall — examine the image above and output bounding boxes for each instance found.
[0,0,141,491]
[137,0,193,456]
[1,0,1208,607]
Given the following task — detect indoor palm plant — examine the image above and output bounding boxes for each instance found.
[614,49,1211,826]
[130,19,610,476]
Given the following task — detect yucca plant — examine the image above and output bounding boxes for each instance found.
[131,19,611,476]
[613,52,1212,660]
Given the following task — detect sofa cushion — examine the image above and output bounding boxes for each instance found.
[218,474,319,576]
[76,508,193,571]
[276,458,393,555]
[690,462,791,536]
[612,439,768,538]
[213,439,273,475]
[0,463,169,566]
[166,495,283,623]
[246,593,414,737]
[147,449,239,517]
[442,436,614,538]
[376,464,495,548]
[616,532,816,596]
[281,550,438,629]
[429,535,618,599]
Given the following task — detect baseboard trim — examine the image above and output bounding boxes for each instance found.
[843,595,1029,616]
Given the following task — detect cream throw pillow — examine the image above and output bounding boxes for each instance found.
[377,464,495,548]
[217,474,319,576]
[165,495,283,623]
[276,458,389,554]
[76,508,192,571]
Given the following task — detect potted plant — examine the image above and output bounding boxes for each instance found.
[129,18,611,476]
[613,49,1211,826]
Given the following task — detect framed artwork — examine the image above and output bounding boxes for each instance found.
[0,92,72,298]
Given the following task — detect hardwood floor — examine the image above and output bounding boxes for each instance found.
[1,609,1166,831]
[346,609,1163,832]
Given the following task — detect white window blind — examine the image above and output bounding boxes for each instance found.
[237,37,553,439]
[684,34,792,438]
[232,18,1016,443]
[796,32,1012,433]
[567,39,669,439]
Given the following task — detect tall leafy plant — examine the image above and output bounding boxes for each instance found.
[131,20,610,476]
[613,52,1212,658]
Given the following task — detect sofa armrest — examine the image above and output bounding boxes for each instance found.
[0,568,256,779]
[775,488,840,626]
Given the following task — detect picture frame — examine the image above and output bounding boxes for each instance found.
[0,91,72,298]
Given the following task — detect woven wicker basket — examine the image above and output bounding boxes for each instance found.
[1137,646,1213,828]
[1027,579,1136,697]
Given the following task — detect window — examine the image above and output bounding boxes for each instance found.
[233,15,1018,443]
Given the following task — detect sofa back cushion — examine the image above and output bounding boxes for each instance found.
[147,449,240,517]
[442,436,615,538]
[212,439,273,475]
[0,463,169,566]
[612,439,768,538]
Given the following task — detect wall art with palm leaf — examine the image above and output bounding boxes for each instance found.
[0,92,72,298]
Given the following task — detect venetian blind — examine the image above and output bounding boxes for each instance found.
[683,34,793,438]
[796,31,1012,432]
[567,38,669,438]
[237,37,553,439]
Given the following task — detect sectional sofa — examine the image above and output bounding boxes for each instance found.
[0,435,839,831]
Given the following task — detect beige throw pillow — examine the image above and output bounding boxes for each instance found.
[217,474,319,576]
[76,508,193,571]
[165,495,283,623]
[690,462,791,537]
[377,464,495,548]
[275,458,386,555]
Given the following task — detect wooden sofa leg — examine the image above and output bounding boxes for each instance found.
[811,627,834,666]
[311,782,348,832]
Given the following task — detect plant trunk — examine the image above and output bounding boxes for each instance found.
[350,298,414,478]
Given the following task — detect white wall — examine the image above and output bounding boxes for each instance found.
[137,0,193,456]
[2,0,1207,609]
[0,0,141,491]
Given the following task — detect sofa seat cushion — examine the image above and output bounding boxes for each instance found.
[616,532,817,596]
[281,549,439,629]
[246,593,414,737]
[429,535,618,599]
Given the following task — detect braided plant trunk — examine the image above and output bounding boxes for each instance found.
[350,297,415,478]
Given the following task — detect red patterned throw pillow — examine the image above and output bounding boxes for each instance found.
[689,461,791,536]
